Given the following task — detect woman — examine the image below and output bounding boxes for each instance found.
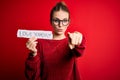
[25,1,85,80]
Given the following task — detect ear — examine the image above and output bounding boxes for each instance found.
[69,19,70,22]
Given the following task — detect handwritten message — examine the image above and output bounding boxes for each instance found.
[17,29,53,39]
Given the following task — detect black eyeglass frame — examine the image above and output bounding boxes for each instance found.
[52,19,70,26]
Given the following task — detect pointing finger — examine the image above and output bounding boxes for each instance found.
[68,32,73,38]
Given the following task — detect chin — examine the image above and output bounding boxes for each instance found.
[55,31,64,35]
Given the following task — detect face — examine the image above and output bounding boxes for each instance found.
[52,10,70,35]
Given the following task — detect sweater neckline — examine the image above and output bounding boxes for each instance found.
[52,37,67,41]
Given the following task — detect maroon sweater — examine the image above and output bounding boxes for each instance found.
[25,37,85,80]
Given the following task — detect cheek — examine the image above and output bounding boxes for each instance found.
[63,26,68,31]
[65,25,69,29]
[52,26,57,29]
[51,24,56,29]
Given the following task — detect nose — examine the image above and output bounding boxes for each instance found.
[58,21,62,27]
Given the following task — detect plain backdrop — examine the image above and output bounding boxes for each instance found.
[0,0,120,80]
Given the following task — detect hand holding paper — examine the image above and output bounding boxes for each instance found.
[26,37,38,56]
[17,29,53,56]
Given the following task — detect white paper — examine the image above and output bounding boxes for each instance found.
[17,29,53,39]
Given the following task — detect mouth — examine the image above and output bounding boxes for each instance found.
[57,29,63,32]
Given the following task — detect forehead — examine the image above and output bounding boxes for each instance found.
[53,10,69,19]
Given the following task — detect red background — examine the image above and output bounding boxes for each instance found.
[0,0,120,80]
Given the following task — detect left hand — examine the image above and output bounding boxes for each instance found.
[68,31,83,49]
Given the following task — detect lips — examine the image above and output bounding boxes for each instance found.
[57,29,63,32]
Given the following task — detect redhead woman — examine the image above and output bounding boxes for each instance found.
[25,1,85,80]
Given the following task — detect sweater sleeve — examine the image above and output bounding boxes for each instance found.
[70,36,86,57]
[25,42,41,80]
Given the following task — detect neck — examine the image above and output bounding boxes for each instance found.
[53,33,66,40]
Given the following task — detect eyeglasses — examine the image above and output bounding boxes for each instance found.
[52,19,69,26]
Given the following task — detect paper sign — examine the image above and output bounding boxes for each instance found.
[17,29,53,39]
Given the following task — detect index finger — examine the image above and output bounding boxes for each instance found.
[68,32,73,39]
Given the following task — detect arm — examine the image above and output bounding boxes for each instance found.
[70,36,85,57]
[25,53,41,80]
[25,37,41,80]
[68,32,86,57]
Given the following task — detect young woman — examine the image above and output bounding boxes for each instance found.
[25,1,85,80]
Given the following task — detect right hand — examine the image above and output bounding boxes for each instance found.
[26,37,38,56]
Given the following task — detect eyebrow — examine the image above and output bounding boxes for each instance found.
[52,17,68,20]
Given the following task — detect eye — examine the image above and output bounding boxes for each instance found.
[63,19,68,23]
[54,20,59,22]
[52,18,59,23]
